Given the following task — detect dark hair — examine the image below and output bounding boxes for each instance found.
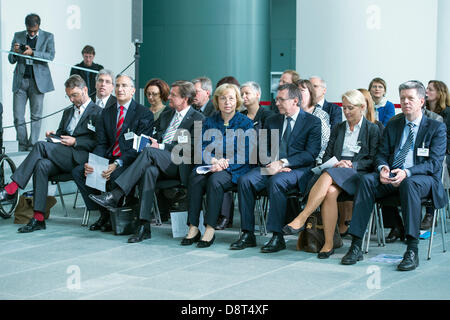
[25,14,41,27]
[297,79,316,108]
[65,75,87,89]
[171,81,196,105]
[278,83,302,107]
[82,45,96,55]
[369,77,387,93]
[216,76,240,89]
[145,78,170,103]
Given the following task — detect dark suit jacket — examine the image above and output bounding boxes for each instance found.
[153,106,205,185]
[55,101,102,165]
[263,109,322,169]
[376,114,447,208]
[71,62,104,96]
[322,117,381,173]
[241,106,274,130]
[323,100,342,130]
[93,100,154,166]
[89,94,117,110]
[195,99,216,117]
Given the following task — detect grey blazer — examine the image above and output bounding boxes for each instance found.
[8,29,55,93]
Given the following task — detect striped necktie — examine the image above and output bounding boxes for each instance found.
[162,113,181,144]
[392,122,415,169]
[113,106,125,157]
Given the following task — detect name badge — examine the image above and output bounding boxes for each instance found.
[349,145,361,154]
[177,130,189,144]
[125,131,134,141]
[87,122,96,132]
[417,148,429,157]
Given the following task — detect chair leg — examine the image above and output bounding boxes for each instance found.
[427,208,439,260]
[377,204,386,246]
[81,208,90,227]
[57,182,68,217]
[439,208,447,253]
[152,192,162,226]
[364,211,374,254]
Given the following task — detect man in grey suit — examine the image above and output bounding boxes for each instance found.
[8,13,55,151]
[192,77,216,117]
[0,75,102,233]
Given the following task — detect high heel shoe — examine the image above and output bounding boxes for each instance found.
[197,235,215,248]
[282,223,305,236]
[181,231,201,246]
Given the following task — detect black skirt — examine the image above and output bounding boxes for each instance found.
[324,167,360,195]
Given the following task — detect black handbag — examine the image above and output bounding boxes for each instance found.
[109,204,139,236]
[296,211,343,253]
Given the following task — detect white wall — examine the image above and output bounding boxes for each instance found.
[1,0,133,142]
[296,0,438,104]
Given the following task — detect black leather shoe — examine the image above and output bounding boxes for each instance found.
[0,189,16,203]
[230,231,257,250]
[181,231,201,246]
[88,192,119,210]
[128,223,151,243]
[197,235,216,248]
[385,227,405,243]
[420,213,435,230]
[282,223,305,236]
[89,215,109,231]
[397,250,419,271]
[215,217,231,230]
[261,234,286,253]
[341,244,363,265]
[318,249,335,259]
[100,220,112,232]
[18,218,46,233]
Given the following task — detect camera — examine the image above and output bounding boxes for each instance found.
[19,44,27,52]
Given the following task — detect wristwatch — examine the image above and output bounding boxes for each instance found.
[114,160,121,167]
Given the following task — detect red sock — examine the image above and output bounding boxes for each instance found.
[5,182,19,195]
[33,212,45,222]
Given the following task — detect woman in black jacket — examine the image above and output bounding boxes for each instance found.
[282,89,381,258]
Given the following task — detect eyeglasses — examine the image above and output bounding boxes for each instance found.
[66,92,81,100]
[275,97,292,103]
[219,96,236,102]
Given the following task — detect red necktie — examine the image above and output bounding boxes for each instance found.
[113,106,125,157]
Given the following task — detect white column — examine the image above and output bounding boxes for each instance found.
[436,0,450,85]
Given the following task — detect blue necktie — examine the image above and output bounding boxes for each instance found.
[279,117,292,159]
[392,122,415,169]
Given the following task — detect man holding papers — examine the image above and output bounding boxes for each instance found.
[89,81,204,243]
[72,74,153,232]
[0,75,102,233]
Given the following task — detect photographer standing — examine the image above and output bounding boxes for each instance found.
[8,13,55,151]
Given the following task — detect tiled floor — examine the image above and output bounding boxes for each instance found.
[0,191,449,300]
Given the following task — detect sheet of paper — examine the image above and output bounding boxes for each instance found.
[311,156,339,175]
[85,153,109,192]
[196,165,213,175]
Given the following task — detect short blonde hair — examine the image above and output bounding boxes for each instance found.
[342,89,367,111]
[212,83,243,111]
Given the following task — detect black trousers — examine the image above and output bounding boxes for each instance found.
[114,147,178,221]
[187,170,233,228]
[11,141,77,213]
[349,173,433,240]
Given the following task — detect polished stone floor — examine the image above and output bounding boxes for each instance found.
[0,189,449,301]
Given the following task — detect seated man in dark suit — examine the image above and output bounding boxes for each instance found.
[192,77,216,117]
[70,45,104,96]
[0,75,102,233]
[231,83,322,252]
[310,76,342,130]
[89,81,205,243]
[72,74,154,232]
[89,69,116,109]
[341,80,447,271]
